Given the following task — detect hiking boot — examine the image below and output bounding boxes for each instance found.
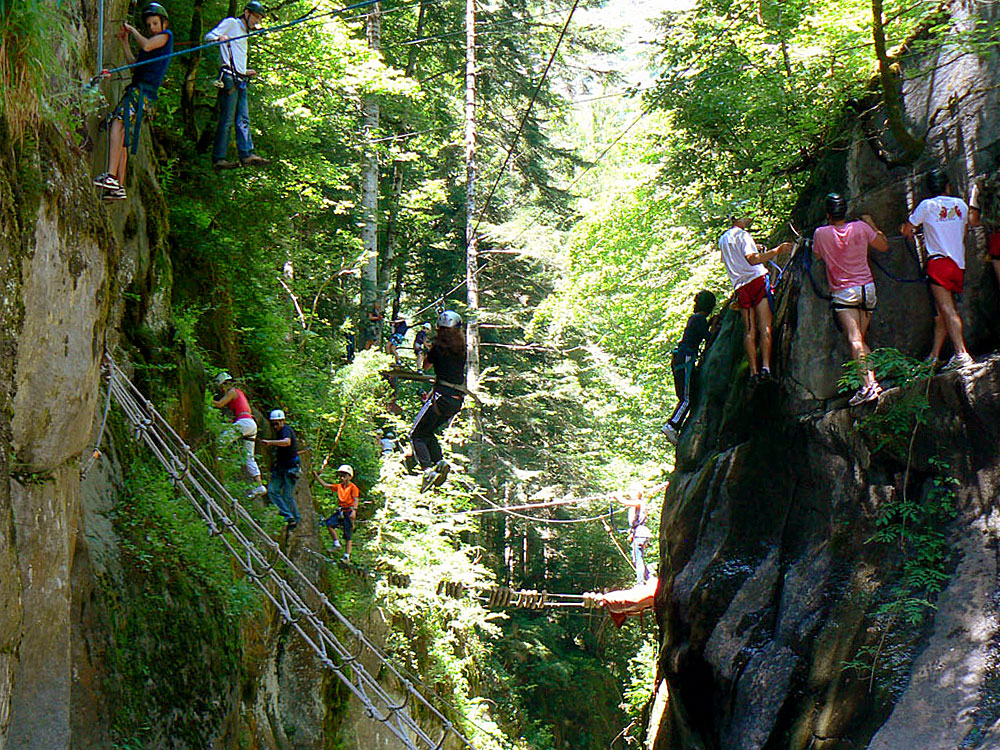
[213,159,239,171]
[432,460,451,487]
[660,423,678,445]
[93,172,119,189]
[102,186,127,201]
[241,154,270,167]
[420,466,438,494]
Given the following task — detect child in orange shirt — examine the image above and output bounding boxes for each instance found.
[314,464,360,562]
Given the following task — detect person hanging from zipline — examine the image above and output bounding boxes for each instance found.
[93,3,173,201]
[719,209,793,383]
[812,193,890,405]
[617,491,655,586]
[970,170,1000,289]
[386,316,409,363]
[260,408,301,530]
[205,1,270,171]
[408,310,466,493]
[413,322,431,370]
[661,290,716,444]
[314,464,360,562]
[901,169,974,371]
[212,371,267,498]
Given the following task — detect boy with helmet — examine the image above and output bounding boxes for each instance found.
[409,310,466,492]
[661,290,716,444]
[211,372,267,497]
[901,169,973,370]
[413,322,431,369]
[205,1,270,170]
[93,3,173,201]
[314,465,361,562]
[260,409,301,530]
[719,211,793,382]
[813,193,890,405]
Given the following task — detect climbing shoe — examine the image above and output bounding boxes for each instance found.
[102,186,127,201]
[660,424,678,445]
[241,154,271,167]
[432,460,450,487]
[213,159,239,171]
[93,172,119,189]
[420,466,438,494]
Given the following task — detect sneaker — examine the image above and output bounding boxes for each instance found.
[420,466,438,493]
[332,538,342,549]
[341,553,350,563]
[213,159,239,171]
[240,154,271,167]
[93,172,119,189]
[287,519,298,531]
[660,424,678,445]
[251,484,268,497]
[432,460,451,487]
[759,367,773,382]
[102,186,126,201]
[848,382,882,406]
[943,352,974,371]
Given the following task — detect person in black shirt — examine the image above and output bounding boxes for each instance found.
[661,290,716,445]
[94,3,173,201]
[260,408,301,529]
[409,310,466,492]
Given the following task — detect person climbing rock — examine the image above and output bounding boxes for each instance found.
[205,1,270,171]
[812,193,890,405]
[661,290,716,444]
[260,409,301,530]
[386,316,408,363]
[315,464,360,562]
[408,310,466,493]
[969,170,1000,289]
[212,371,267,497]
[719,210,793,382]
[618,491,655,586]
[413,322,430,370]
[901,169,973,370]
[93,3,173,201]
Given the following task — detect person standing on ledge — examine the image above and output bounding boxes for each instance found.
[205,1,270,170]
[260,409,301,530]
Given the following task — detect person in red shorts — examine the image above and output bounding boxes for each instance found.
[719,212,793,381]
[812,193,890,405]
[969,172,1000,289]
[901,169,973,370]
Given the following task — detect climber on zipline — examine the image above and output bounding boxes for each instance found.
[408,310,466,493]
[617,491,655,586]
[260,409,301,530]
[93,3,173,201]
[661,290,716,444]
[205,1,270,171]
[314,464,361,562]
[413,322,431,370]
[901,169,973,371]
[970,171,1000,288]
[386,316,409,363]
[812,193,890,405]
[212,372,267,498]
[719,210,793,382]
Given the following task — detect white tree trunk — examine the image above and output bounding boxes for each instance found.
[360,4,382,346]
[465,0,482,470]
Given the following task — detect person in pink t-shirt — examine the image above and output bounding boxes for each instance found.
[813,193,889,405]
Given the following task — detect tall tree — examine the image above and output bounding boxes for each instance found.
[361,3,383,346]
[465,0,482,471]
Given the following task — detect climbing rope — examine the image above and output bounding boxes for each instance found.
[81,375,113,478]
[103,355,479,750]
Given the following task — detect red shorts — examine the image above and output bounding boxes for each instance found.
[926,256,964,294]
[989,232,1000,259]
[735,275,767,309]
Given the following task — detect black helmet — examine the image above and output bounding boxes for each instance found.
[244,0,266,15]
[926,169,950,196]
[825,192,847,220]
[142,2,168,20]
[694,290,716,314]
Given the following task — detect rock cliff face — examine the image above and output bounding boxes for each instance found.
[649,5,1000,749]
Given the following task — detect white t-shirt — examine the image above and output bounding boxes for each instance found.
[719,226,766,290]
[205,16,249,75]
[908,195,969,268]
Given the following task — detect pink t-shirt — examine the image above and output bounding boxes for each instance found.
[813,221,877,292]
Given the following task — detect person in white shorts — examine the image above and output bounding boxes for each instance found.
[212,371,267,497]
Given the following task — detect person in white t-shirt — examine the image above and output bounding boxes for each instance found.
[719,213,793,381]
[901,169,973,370]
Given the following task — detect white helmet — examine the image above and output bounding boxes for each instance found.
[215,371,233,386]
[269,409,286,421]
[437,310,462,328]
[337,464,354,477]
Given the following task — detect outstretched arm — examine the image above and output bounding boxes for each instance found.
[747,241,793,265]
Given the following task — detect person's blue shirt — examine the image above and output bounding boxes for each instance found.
[132,29,173,95]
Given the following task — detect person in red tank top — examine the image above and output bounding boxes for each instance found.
[212,371,266,497]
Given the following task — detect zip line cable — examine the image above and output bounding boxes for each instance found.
[451,481,669,518]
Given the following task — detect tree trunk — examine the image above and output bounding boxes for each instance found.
[380,161,404,319]
[360,4,382,346]
[180,0,205,142]
[464,0,483,471]
[405,0,427,77]
[871,0,924,163]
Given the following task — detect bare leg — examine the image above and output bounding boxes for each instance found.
[108,119,126,182]
[836,308,874,388]
[930,284,969,356]
[345,538,352,557]
[755,298,773,372]
[741,308,758,375]
[929,314,947,361]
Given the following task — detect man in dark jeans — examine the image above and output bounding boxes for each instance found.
[204,0,270,170]
[260,408,301,530]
